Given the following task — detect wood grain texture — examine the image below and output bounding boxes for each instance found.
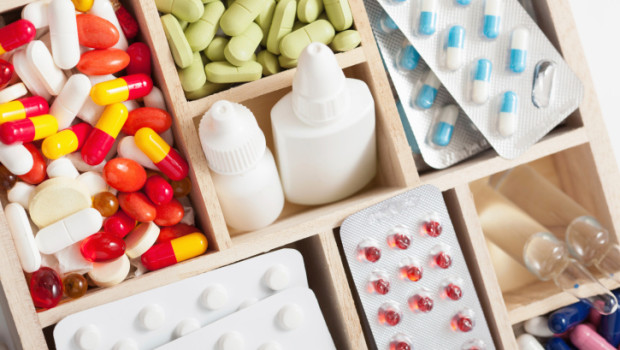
[0,0,33,12]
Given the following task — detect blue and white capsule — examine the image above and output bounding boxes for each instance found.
[455,0,471,5]
[397,42,420,72]
[471,59,492,104]
[509,28,529,73]
[414,71,441,110]
[445,25,465,70]
[431,105,458,147]
[498,91,517,137]
[483,0,501,39]
[418,0,437,36]
[379,13,398,34]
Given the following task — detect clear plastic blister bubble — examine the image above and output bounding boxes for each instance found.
[367,2,489,169]
[340,185,494,349]
[370,0,584,159]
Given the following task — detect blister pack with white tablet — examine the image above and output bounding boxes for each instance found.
[368,0,583,159]
[54,249,307,350]
[373,5,490,169]
[340,185,494,349]
[157,287,336,350]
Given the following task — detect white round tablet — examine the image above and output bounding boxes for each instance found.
[200,284,228,310]
[276,304,304,331]
[138,304,166,331]
[217,331,245,350]
[74,324,101,350]
[113,338,139,350]
[263,264,290,291]
[174,318,201,338]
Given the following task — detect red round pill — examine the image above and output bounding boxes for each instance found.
[80,232,126,262]
[0,59,14,89]
[29,267,63,309]
[76,14,120,49]
[154,198,184,226]
[122,107,172,135]
[144,175,173,205]
[104,158,147,192]
[18,143,46,185]
[118,191,156,222]
[77,49,130,76]
[103,210,136,238]
[435,252,452,269]
[126,42,151,76]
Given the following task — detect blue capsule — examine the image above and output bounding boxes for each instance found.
[545,337,572,350]
[414,71,441,110]
[431,105,458,147]
[379,13,398,34]
[446,26,465,70]
[510,28,529,73]
[483,0,501,39]
[396,100,420,154]
[398,44,420,71]
[498,91,517,137]
[418,0,437,36]
[455,0,472,5]
[599,289,620,346]
[547,301,591,334]
[472,59,492,104]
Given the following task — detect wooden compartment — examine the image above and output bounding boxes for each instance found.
[2,0,620,348]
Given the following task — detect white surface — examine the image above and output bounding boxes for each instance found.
[568,0,620,167]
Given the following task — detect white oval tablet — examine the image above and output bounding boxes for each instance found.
[25,40,67,95]
[11,49,51,100]
[0,141,34,176]
[50,73,91,130]
[0,83,28,104]
[35,208,102,254]
[8,182,35,208]
[524,316,554,338]
[5,203,41,273]
[124,222,160,259]
[143,86,167,110]
[47,157,80,179]
[88,254,130,287]
[48,0,80,69]
[22,1,50,29]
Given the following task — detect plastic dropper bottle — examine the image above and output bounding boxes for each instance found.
[199,100,284,232]
[270,42,377,205]
[471,182,618,315]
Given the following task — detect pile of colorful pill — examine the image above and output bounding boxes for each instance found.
[158,0,362,100]
[0,0,209,310]
[518,289,620,350]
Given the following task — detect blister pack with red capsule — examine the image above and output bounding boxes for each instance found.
[340,185,494,349]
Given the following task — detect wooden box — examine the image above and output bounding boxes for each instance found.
[0,0,618,349]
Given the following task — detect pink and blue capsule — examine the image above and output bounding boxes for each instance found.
[471,59,492,104]
[418,0,437,36]
[546,338,572,350]
[510,28,529,73]
[414,71,441,110]
[397,43,420,72]
[431,105,458,147]
[483,0,501,39]
[379,13,398,34]
[455,0,471,5]
[446,26,465,70]
[498,91,517,137]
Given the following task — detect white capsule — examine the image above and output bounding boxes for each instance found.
[0,83,28,104]
[22,0,50,29]
[144,86,167,110]
[90,0,128,50]
[509,28,529,73]
[516,334,544,350]
[48,0,80,69]
[122,99,140,112]
[117,136,158,170]
[12,49,51,100]
[25,40,66,96]
[524,316,554,338]
[498,91,518,137]
[47,157,80,179]
[5,203,41,273]
[471,59,492,104]
[445,26,465,70]
[50,74,91,129]
[66,152,106,173]
[36,208,103,254]
[8,182,35,208]
[0,141,34,176]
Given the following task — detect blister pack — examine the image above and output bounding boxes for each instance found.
[369,0,583,159]
[157,287,336,350]
[340,185,494,349]
[373,5,490,169]
[54,249,307,350]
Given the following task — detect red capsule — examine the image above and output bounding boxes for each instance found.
[154,198,184,226]
[145,175,173,205]
[76,14,120,49]
[126,42,151,76]
[103,210,136,238]
[80,232,126,262]
[118,191,157,222]
[0,59,14,89]
[122,107,171,135]
[114,3,139,39]
[29,267,63,309]
[77,49,130,75]
[103,158,147,192]
[0,20,36,55]
[157,223,200,244]
[18,143,46,185]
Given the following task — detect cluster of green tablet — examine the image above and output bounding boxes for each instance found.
[157,0,362,100]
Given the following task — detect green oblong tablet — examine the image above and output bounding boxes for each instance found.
[184,1,225,52]
[279,20,335,59]
[185,81,228,100]
[178,19,189,30]
[266,0,296,55]
[256,0,276,46]
[204,37,229,62]
[292,20,305,31]
[257,50,280,76]
[205,61,263,83]
[330,30,361,52]
[179,52,207,92]
[161,14,193,69]
[297,0,324,23]
[224,22,263,66]
[324,0,353,31]
[155,0,204,23]
[220,0,269,36]
[278,54,297,69]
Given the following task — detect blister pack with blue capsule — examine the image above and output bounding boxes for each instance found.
[369,0,584,159]
[371,3,489,169]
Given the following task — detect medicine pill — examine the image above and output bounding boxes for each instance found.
[415,70,441,110]
[0,19,36,55]
[141,232,207,270]
[418,0,437,36]
[0,96,48,125]
[297,0,324,23]
[155,0,204,23]
[124,221,160,259]
[90,74,153,105]
[184,1,224,52]
[49,0,80,69]
[445,26,465,71]
[19,143,47,185]
[498,91,517,137]
[103,210,136,238]
[205,61,262,84]
[0,60,13,90]
[25,40,67,96]
[126,42,152,76]
[179,52,207,93]
[510,28,529,73]
[471,59,492,104]
[323,0,353,31]
[266,0,296,55]
[219,0,268,36]
[63,273,88,299]
[81,103,129,166]
[80,232,126,262]
[5,203,41,273]
[134,127,189,181]
[88,254,130,287]
[483,0,501,39]
[204,37,229,62]
[0,141,34,176]
[0,114,58,144]
[29,267,63,308]
[161,14,193,68]
[145,175,174,205]
[104,158,147,192]
[76,14,120,49]
[77,49,130,76]
[397,42,420,71]
[50,74,92,130]
[257,51,280,76]
[36,208,103,254]
[225,22,263,66]
[280,20,336,60]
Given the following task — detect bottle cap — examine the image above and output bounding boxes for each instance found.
[199,100,266,175]
[292,43,349,124]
